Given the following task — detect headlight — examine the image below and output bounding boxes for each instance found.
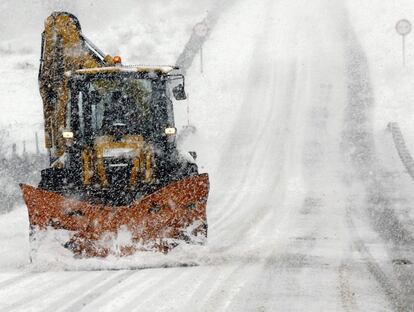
[165,127,176,135]
[62,131,74,139]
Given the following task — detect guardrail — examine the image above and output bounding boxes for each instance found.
[387,122,414,180]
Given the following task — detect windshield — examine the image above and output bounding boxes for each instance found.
[68,74,175,145]
[86,77,152,136]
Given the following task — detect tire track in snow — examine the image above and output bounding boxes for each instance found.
[191,0,335,309]
[1,272,83,312]
[345,206,405,312]
[41,272,113,312]
[178,265,240,311]
[117,268,199,311]
[338,263,359,312]
[207,17,278,231]
[339,3,414,309]
[84,268,177,311]
[200,263,266,311]
[0,273,34,290]
[209,0,298,252]
[215,225,303,311]
[60,271,134,312]
[134,268,216,312]
[212,61,296,235]
[200,176,297,311]
[174,182,293,311]
[213,0,383,307]
[212,1,341,306]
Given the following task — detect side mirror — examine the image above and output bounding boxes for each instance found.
[172,84,187,100]
[188,151,197,161]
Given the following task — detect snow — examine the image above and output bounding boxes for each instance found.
[0,0,414,311]
[102,147,137,158]
[0,0,217,154]
[346,0,414,141]
[0,205,30,270]
[346,0,414,225]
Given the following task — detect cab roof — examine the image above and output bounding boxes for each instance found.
[66,65,178,77]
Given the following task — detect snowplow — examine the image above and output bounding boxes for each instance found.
[20,12,209,257]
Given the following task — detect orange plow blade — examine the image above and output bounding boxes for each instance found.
[20,174,209,257]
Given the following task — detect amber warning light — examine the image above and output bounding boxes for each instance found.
[113,56,122,64]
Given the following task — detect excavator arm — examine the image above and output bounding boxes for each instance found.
[39,12,114,160]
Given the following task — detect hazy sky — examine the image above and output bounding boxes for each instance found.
[0,0,216,46]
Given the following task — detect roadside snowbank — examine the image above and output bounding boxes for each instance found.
[0,205,29,270]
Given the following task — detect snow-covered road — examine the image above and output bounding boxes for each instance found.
[1,0,414,311]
